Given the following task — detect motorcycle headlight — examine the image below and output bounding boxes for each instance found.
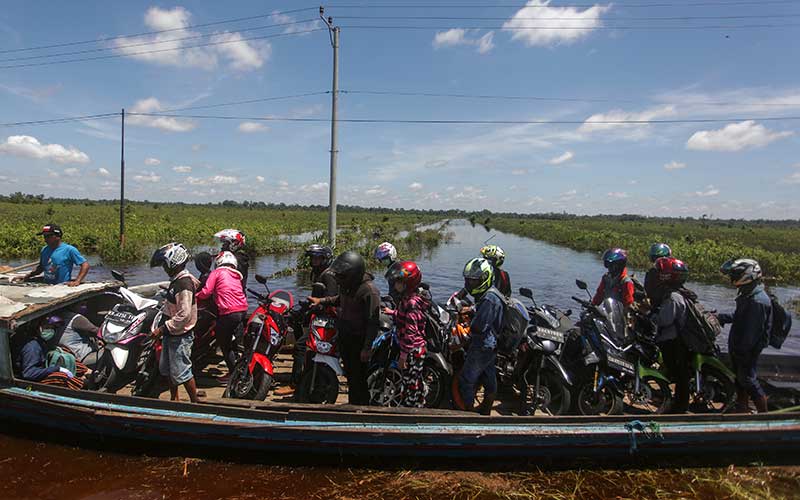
[584,351,600,365]
[316,341,332,354]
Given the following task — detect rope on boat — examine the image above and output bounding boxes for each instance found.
[624,420,663,455]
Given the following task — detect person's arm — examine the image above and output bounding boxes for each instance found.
[20,342,57,381]
[164,289,195,335]
[313,294,340,307]
[361,287,381,353]
[591,280,604,306]
[622,279,635,306]
[195,270,217,301]
[20,254,44,282]
[716,311,734,325]
[71,315,99,337]
[67,247,89,286]
[322,272,339,297]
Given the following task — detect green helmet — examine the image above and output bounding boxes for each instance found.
[648,243,672,263]
[480,244,505,267]
[463,258,494,297]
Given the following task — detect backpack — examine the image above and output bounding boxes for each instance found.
[677,288,722,355]
[486,287,530,354]
[46,346,77,375]
[767,293,792,349]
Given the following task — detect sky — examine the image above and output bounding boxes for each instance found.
[0,0,798,219]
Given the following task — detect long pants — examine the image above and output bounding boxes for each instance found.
[659,337,690,413]
[401,346,426,408]
[216,311,246,374]
[730,348,766,400]
[340,334,369,405]
[459,343,497,409]
[291,325,309,386]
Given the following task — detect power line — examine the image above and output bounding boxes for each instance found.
[0,28,326,70]
[340,89,800,107]
[0,19,320,64]
[162,91,331,113]
[341,23,800,30]
[0,113,120,128]
[337,14,800,21]
[328,1,800,9]
[0,7,318,55]
[126,111,800,125]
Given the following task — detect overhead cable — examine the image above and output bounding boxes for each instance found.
[0,113,120,128]
[337,14,800,21]
[341,23,800,30]
[329,1,800,8]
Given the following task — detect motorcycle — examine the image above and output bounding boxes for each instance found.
[223,274,295,401]
[515,287,574,416]
[570,279,672,415]
[295,283,341,404]
[95,285,161,393]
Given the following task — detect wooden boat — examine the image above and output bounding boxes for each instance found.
[1,280,799,464]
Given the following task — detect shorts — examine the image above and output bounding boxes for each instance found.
[159,331,194,385]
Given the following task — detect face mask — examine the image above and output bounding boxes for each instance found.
[40,328,56,342]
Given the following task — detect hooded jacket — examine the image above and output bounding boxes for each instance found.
[196,266,248,316]
[592,268,635,307]
[320,272,381,350]
[718,282,773,353]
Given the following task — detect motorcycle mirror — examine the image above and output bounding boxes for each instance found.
[255,274,268,285]
[311,282,326,298]
[111,270,125,283]
[518,287,534,300]
[565,309,573,317]
[575,279,588,290]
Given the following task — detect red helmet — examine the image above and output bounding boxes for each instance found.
[388,260,422,293]
[654,257,689,287]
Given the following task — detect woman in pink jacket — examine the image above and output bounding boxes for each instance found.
[196,251,249,380]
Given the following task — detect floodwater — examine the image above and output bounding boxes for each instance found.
[3,220,800,499]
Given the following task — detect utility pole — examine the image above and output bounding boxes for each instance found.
[321,7,339,249]
[119,108,125,248]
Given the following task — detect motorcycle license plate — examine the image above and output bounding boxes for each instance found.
[607,355,635,374]
[107,310,137,323]
[535,328,565,344]
[312,317,334,329]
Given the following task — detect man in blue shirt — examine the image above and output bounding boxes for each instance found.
[21,224,89,286]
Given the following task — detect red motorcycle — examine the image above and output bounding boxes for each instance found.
[223,274,295,401]
[295,301,340,404]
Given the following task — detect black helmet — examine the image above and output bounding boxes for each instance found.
[330,251,365,291]
[305,244,333,263]
[194,251,213,274]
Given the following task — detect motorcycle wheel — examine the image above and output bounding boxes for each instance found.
[131,351,161,398]
[296,364,340,404]
[224,359,272,400]
[689,365,736,414]
[576,383,623,416]
[422,361,448,409]
[519,369,571,416]
[367,367,403,407]
[624,376,672,415]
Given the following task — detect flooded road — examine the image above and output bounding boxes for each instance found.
[3,220,799,499]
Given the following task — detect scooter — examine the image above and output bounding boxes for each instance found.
[223,274,295,401]
[295,283,341,404]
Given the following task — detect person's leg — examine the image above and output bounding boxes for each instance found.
[291,325,309,386]
[672,340,691,413]
[348,337,370,406]
[459,345,493,410]
[215,313,236,374]
[401,347,426,408]
[477,349,498,415]
[659,339,686,413]
[339,334,360,405]
[741,349,767,412]
[171,332,197,402]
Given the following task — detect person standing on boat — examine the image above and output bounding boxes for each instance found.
[650,257,691,413]
[480,245,511,298]
[382,261,430,408]
[149,243,201,403]
[275,244,338,398]
[592,248,635,307]
[308,251,380,406]
[214,229,249,288]
[718,259,772,413]
[457,258,503,415]
[19,224,89,286]
[644,243,673,302]
[196,251,248,383]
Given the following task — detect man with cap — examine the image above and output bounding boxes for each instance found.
[20,224,89,286]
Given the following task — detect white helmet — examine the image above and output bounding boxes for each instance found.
[150,243,190,272]
[720,258,763,287]
[214,229,246,252]
[215,251,238,269]
[374,242,397,264]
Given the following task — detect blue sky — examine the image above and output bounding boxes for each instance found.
[0,1,798,218]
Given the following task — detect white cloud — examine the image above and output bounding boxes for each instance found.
[238,122,269,133]
[433,29,496,54]
[664,161,687,170]
[409,182,423,191]
[579,105,676,137]
[607,191,629,199]
[526,196,544,206]
[782,172,800,185]
[511,169,529,175]
[299,182,328,193]
[686,120,793,152]
[365,185,387,196]
[63,167,80,177]
[173,165,192,173]
[269,10,321,35]
[97,168,110,176]
[134,171,161,183]
[186,175,238,185]
[0,135,90,164]
[503,0,611,47]
[548,151,574,165]
[695,185,720,197]
[256,176,265,183]
[144,157,161,166]
[112,7,269,71]
[128,97,196,132]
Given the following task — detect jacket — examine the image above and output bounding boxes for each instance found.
[655,291,688,343]
[592,269,635,307]
[493,268,512,298]
[718,283,772,354]
[389,292,430,353]
[310,266,339,296]
[196,266,248,316]
[320,273,380,350]
[470,288,505,350]
[17,337,58,381]
[164,270,200,336]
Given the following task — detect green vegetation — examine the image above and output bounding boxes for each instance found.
[486,214,800,285]
[0,199,445,264]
